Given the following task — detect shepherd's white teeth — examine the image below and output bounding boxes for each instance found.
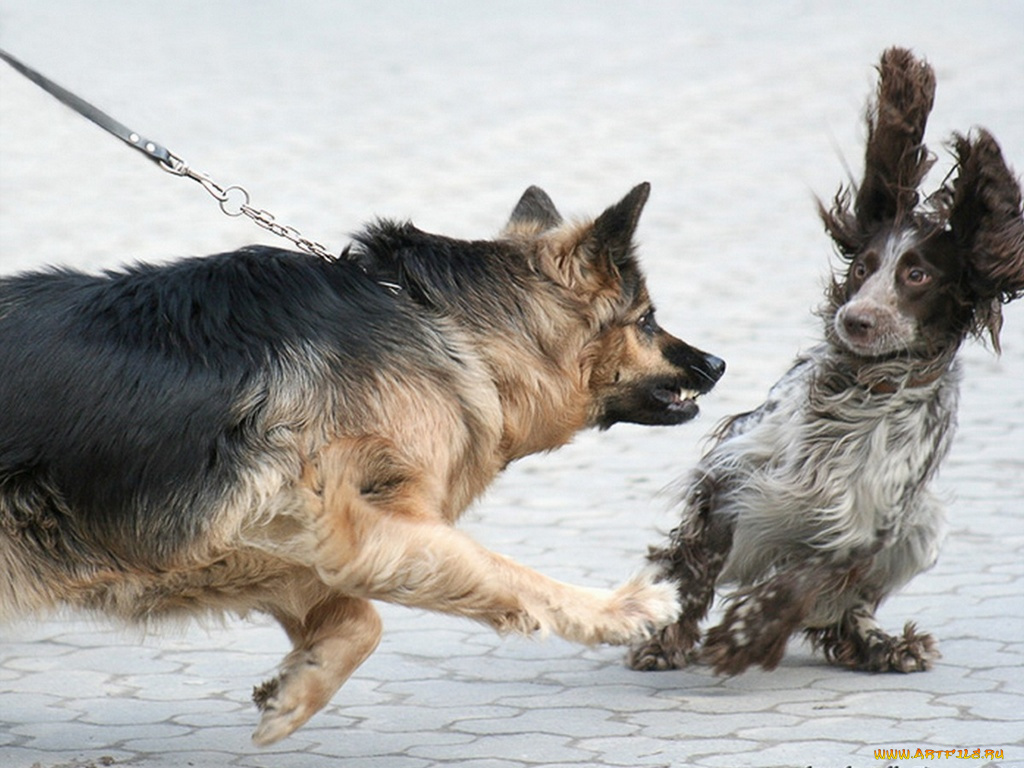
[679,389,699,401]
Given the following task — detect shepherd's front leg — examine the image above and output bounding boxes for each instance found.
[316,498,677,644]
[307,446,679,646]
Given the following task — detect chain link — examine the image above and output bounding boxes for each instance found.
[160,152,336,261]
[0,50,342,265]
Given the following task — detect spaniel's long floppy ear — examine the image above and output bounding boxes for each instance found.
[820,47,936,254]
[948,128,1024,350]
[855,47,937,225]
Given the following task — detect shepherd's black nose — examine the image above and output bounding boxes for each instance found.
[703,354,726,383]
[663,339,727,391]
[688,354,729,391]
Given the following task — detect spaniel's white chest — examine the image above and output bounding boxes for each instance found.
[714,350,959,583]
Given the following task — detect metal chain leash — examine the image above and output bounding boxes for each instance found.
[0,48,337,263]
[159,151,336,261]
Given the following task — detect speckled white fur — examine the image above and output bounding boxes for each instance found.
[706,341,955,626]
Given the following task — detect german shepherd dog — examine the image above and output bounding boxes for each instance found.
[0,182,724,744]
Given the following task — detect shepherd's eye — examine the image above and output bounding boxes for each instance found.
[852,262,868,279]
[637,310,658,335]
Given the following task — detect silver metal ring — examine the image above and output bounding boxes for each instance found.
[219,185,250,217]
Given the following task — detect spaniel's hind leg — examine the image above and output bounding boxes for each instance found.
[252,595,382,746]
[701,547,878,675]
[627,478,735,671]
[806,605,939,673]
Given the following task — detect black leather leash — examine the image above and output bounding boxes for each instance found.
[0,48,342,263]
[1,48,174,167]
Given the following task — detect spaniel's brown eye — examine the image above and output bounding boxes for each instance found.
[905,267,931,286]
[851,251,879,281]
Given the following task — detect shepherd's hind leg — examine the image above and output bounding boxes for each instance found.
[252,595,382,746]
[807,605,939,673]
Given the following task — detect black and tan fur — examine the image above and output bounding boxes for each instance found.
[0,183,724,743]
[627,49,1024,676]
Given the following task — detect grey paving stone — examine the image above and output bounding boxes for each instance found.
[0,693,84,724]
[453,707,637,739]
[917,717,1024,747]
[336,704,519,735]
[11,720,192,750]
[407,732,591,764]
[629,711,800,740]
[697,740,875,768]
[0,748,135,768]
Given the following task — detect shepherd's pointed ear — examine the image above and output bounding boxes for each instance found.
[506,186,563,232]
[588,182,651,267]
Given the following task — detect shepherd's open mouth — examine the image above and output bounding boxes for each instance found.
[653,386,701,415]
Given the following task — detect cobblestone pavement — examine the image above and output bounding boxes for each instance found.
[1,2,1022,767]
